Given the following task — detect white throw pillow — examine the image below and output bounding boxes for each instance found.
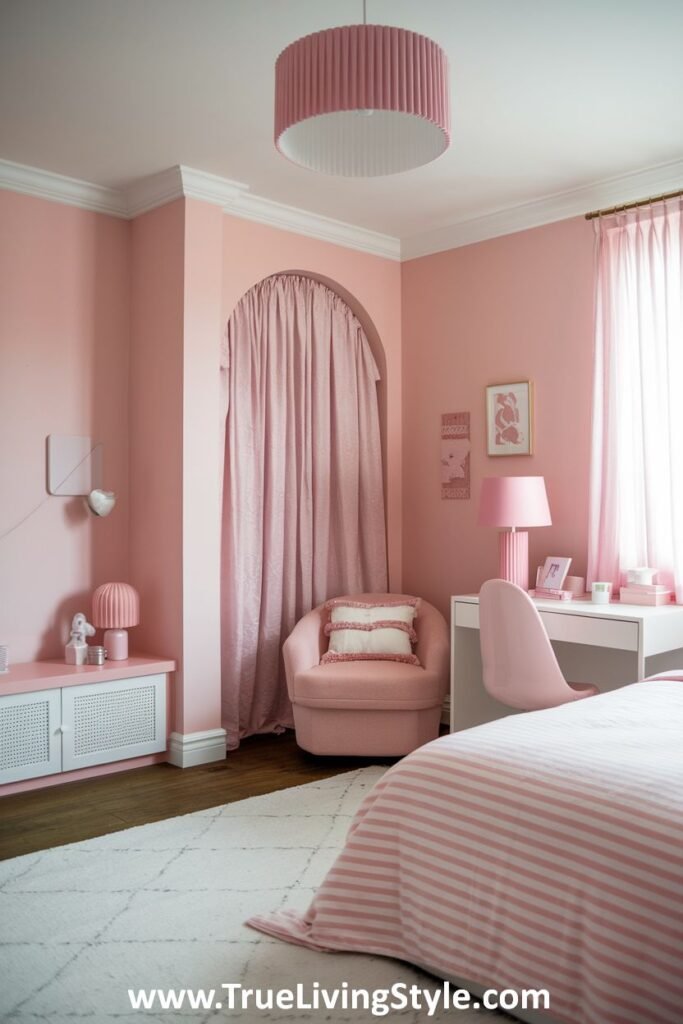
[321,598,420,665]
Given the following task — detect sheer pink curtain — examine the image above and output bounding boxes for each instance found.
[220,275,388,748]
[588,198,683,596]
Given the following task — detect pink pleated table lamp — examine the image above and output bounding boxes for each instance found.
[92,582,140,661]
[478,477,551,590]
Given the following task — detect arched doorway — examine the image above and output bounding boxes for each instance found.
[220,273,388,748]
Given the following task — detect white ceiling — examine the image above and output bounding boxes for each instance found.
[1,0,682,241]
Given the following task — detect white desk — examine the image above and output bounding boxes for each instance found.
[450,594,683,732]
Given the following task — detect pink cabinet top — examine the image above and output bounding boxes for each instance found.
[0,655,175,696]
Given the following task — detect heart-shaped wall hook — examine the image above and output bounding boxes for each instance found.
[87,489,116,517]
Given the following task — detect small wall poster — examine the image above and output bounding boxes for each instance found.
[441,412,471,499]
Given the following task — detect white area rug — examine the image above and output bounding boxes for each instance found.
[0,768,498,1023]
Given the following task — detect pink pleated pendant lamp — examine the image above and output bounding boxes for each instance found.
[274,4,450,177]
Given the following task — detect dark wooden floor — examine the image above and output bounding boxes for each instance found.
[0,731,394,861]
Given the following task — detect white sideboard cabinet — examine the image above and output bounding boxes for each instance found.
[0,657,174,786]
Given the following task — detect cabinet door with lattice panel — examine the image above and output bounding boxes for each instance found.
[61,674,166,771]
[0,689,62,784]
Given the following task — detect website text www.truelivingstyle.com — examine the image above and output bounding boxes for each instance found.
[129,980,551,1017]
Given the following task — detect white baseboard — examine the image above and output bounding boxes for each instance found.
[168,728,227,768]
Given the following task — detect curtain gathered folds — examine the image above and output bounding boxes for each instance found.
[588,198,683,596]
[220,274,388,749]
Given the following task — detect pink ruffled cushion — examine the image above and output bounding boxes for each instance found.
[321,597,421,666]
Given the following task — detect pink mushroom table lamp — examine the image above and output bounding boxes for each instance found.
[92,582,140,661]
[478,476,551,591]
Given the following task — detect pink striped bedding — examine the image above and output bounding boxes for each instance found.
[249,677,683,1024]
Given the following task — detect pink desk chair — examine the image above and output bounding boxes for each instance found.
[479,579,599,710]
[283,593,449,756]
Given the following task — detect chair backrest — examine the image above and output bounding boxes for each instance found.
[479,579,574,710]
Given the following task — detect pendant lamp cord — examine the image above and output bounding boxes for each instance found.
[363,0,367,25]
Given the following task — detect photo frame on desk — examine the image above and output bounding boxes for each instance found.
[538,556,572,590]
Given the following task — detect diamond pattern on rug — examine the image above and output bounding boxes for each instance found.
[0,767,500,1022]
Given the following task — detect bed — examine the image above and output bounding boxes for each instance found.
[249,676,683,1024]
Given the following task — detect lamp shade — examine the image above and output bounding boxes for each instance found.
[478,476,551,529]
[274,25,450,177]
[92,582,140,629]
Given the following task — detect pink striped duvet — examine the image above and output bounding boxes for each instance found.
[249,677,683,1024]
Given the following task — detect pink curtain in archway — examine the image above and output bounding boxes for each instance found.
[220,274,388,748]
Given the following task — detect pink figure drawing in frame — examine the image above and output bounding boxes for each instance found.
[494,391,521,445]
[440,438,470,484]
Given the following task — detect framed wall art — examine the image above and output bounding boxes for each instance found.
[440,412,470,499]
[486,380,533,456]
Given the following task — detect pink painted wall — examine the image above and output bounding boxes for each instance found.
[129,198,225,737]
[0,183,596,754]
[128,200,185,721]
[401,216,596,617]
[0,188,401,749]
[127,204,401,741]
[180,199,224,733]
[0,191,130,662]
[221,215,403,587]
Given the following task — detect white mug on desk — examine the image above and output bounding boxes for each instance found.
[592,582,612,604]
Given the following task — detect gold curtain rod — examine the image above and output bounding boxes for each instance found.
[585,188,683,220]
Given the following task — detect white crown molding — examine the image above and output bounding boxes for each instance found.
[0,157,400,259]
[401,157,683,260]
[124,166,184,218]
[0,158,128,217]
[130,165,400,257]
[221,187,402,261]
[168,728,227,768]
[3,156,682,262]
[177,166,400,259]
[178,165,249,206]
[125,165,249,217]
[129,166,400,258]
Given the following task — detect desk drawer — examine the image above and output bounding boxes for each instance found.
[539,611,638,651]
[454,602,480,629]
[453,601,639,652]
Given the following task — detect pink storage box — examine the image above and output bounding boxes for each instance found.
[619,587,672,606]
[533,586,573,601]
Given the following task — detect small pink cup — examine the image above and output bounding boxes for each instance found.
[564,576,586,597]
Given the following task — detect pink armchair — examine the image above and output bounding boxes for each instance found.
[283,593,449,756]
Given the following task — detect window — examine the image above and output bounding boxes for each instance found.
[588,198,683,596]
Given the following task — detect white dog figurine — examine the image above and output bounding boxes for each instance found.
[65,612,96,666]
